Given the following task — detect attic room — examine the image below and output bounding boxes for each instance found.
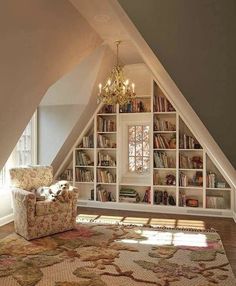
[0,0,235,285]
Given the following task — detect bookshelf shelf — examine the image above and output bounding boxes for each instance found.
[153,185,176,188]
[179,186,203,190]
[75,165,94,168]
[179,168,203,171]
[153,168,176,170]
[75,181,94,184]
[57,69,233,219]
[97,132,117,134]
[153,131,176,134]
[179,149,203,151]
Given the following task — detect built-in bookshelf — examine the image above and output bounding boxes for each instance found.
[56,65,234,218]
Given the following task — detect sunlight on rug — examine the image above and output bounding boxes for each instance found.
[0,219,235,286]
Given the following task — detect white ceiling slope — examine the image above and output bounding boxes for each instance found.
[68,0,236,189]
[41,45,109,106]
[69,0,143,64]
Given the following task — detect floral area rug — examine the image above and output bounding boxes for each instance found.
[0,222,235,286]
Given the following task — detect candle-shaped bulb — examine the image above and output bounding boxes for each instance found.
[132,83,135,93]
[98,83,102,93]
[125,79,129,86]
[107,79,111,86]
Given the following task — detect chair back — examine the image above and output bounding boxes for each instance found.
[9,165,53,191]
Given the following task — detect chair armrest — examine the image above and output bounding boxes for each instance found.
[12,188,36,204]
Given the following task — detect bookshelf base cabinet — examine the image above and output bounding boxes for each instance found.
[57,64,235,220]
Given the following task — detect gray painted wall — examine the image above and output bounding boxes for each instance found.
[38,104,85,165]
[119,0,236,168]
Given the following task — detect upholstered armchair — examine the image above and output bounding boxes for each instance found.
[10,166,78,240]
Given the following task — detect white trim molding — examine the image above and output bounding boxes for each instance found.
[0,213,14,227]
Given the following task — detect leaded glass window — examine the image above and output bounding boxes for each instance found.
[128,125,150,173]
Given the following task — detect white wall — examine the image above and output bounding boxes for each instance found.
[0,0,101,170]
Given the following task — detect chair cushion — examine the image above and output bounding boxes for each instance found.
[35,200,71,216]
[9,165,53,191]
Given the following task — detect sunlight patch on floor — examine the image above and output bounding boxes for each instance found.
[77,214,98,221]
[177,220,206,230]
[150,218,176,228]
[122,217,149,225]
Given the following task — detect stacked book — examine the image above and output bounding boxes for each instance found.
[154,134,172,149]
[179,172,188,187]
[97,117,116,132]
[154,117,176,131]
[97,134,115,148]
[119,188,140,203]
[76,151,93,166]
[179,154,193,169]
[206,195,225,209]
[97,169,116,183]
[153,96,175,112]
[97,152,116,166]
[154,151,175,168]
[79,134,94,148]
[75,168,94,182]
[119,98,150,113]
[59,169,73,181]
[96,185,115,202]
[179,134,201,149]
[207,172,216,188]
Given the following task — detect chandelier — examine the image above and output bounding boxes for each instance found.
[97,41,136,105]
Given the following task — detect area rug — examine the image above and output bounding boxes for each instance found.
[0,222,235,286]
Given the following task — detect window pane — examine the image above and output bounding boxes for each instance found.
[135,143,143,156]
[135,157,143,172]
[128,124,150,174]
[129,144,135,156]
[129,156,135,172]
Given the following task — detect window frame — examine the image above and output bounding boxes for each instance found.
[0,111,37,187]
[128,124,150,174]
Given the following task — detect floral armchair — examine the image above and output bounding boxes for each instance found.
[10,165,78,240]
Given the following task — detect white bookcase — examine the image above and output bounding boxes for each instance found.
[57,65,234,218]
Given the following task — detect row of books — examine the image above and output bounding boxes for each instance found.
[97,169,116,183]
[154,134,175,149]
[119,188,141,203]
[154,118,176,131]
[96,185,115,202]
[59,169,73,181]
[78,134,94,148]
[76,151,93,166]
[153,96,175,112]
[100,105,116,114]
[179,171,203,187]
[207,172,216,188]
[75,168,94,182]
[119,99,150,113]
[97,134,116,148]
[206,195,225,209]
[179,134,201,149]
[179,154,203,169]
[154,151,175,168]
[97,117,116,132]
[97,152,116,166]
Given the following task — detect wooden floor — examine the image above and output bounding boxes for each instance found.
[1,207,236,276]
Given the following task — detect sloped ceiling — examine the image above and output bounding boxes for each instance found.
[118,0,236,168]
[0,0,101,170]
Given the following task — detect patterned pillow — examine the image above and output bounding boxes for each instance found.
[9,165,53,191]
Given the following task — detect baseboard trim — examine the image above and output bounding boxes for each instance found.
[0,213,14,226]
[233,212,236,223]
